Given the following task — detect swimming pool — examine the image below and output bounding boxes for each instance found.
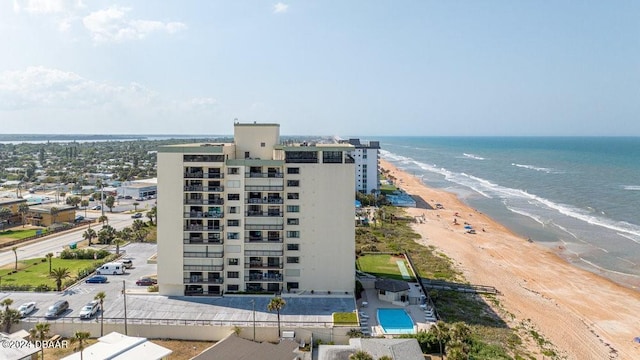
[377,308,415,334]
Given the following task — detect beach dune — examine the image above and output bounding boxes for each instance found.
[381,159,640,360]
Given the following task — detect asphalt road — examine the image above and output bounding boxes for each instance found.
[0,212,138,268]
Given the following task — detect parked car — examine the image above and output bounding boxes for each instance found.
[74,215,85,222]
[124,195,133,199]
[121,259,133,268]
[79,300,100,319]
[90,205,101,210]
[131,213,142,219]
[136,277,157,286]
[18,302,36,318]
[45,300,69,318]
[85,275,108,284]
[135,197,144,201]
[96,262,125,275]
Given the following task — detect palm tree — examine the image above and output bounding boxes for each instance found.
[349,350,373,360]
[50,206,59,225]
[113,238,124,255]
[378,356,393,360]
[267,296,286,338]
[105,195,115,212]
[430,320,449,360]
[18,203,30,227]
[0,207,12,230]
[45,252,54,273]
[11,246,18,270]
[98,225,116,245]
[98,215,109,226]
[34,322,50,360]
[94,291,106,336]
[147,206,157,225]
[1,298,13,312]
[83,227,97,246]
[71,331,91,360]
[132,202,139,211]
[49,267,71,291]
[1,307,21,333]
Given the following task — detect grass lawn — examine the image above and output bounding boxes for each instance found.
[0,257,97,288]
[333,312,359,326]
[356,253,415,281]
[0,227,47,240]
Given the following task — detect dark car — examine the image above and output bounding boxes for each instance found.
[45,300,69,318]
[131,213,142,219]
[85,275,108,284]
[136,277,157,286]
[124,195,133,199]
[74,215,84,222]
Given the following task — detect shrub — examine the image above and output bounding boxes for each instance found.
[34,284,51,292]
[63,279,76,289]
[147,285,159,292]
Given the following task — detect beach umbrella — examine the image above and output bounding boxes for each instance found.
[634,336,640,343]
[464,225,472,229]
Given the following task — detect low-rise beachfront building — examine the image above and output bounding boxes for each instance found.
[61,332,172,360]
[157,122,356,296]
[340,138,380,195]
[0,198,28,226]
[318,338,423,360]
[375,278,410,304]
[119,178,157,199]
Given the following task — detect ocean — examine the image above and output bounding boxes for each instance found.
[377,137,640,290]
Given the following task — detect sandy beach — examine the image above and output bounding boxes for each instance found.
[380,159,640,360]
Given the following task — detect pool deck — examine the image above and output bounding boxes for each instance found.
[357,284,434,336]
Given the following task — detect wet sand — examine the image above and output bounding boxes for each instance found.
[381,159,640,359]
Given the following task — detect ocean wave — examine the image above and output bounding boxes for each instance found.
[512,163,556,174]
[463,153,485,160]
[381,150,640,243]
[622,185,640,191]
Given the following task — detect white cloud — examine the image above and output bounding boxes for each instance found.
[13,0,69,14]
[82,6,187,43]
[273,2,289,14]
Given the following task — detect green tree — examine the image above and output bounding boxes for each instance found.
[98,215,109,226]
[34,322,50,360]
[94,291,106,336]
[349,350,373,360]
[83,227,97,246]
[1,298,20,333]
[46,252,54,273]
[132,202,140,211]
[430,320,449,360]
[267,297,286,338]
[71,331,91,360]
[98,225,116,244]
[131,219,145,232]
[113,237,125,255]
[49,206,59,225]
[50,267,71,291]
[146,205,157,225]
[105,195,115,212]
[81,199,89,217]
[66,195,81,207]
[18,203,30,227]
[0,207,12,229]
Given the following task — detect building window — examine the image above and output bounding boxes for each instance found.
[227,232,240,240]
[323,151,343,163]
[227,284,239,291]
[228,206,239,214]
[228,167,239,175]
[287,180,299,187]
[286,231,300,238]
[287,282,299,289]
[261,142,266,147]
[287,192,299,200]
[287,218,299,225]
[287,243,299,251]
[286,205,299,213]
[287,167,300,174]
[227,219,240,227]
[227,194,240,201]
[227,271,239,278]
[228,258,239,266]
[286,257,299,264]
[244,152,250,159]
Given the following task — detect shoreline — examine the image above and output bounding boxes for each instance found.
[380,159,640,359]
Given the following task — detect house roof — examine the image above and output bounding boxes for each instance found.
[318,338,423,360]
[192,334,300,360]
[375,279,410,292]
[0,332,41,360]
[61,332,172,360]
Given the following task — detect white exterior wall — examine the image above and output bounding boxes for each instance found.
[157,151,185,296]
[352,145,379,195]
[233,123,280,160]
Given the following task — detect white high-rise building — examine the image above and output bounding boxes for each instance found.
[157,123,356,296]
[343,139,380,195]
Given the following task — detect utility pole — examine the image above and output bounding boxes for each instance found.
[122,280,128,335]
[101,183,105,217]
[251,299,256,341]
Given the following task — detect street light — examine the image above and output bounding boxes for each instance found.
[251,299,256,341]
[122,280,128,335]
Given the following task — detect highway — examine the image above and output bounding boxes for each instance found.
[0,211,137,267]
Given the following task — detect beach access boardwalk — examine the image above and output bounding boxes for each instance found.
[419,278,499,295]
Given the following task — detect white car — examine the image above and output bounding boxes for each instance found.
[18,302,36,318]
[79,300,100,319]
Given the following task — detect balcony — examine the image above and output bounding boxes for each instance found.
[183,265,224,271]
[245,172,284,178]
[244,185,284,191]
[245,262,283,269]
[184,172,203,178]
[244,274,283,282]
[183,186,225,192]
[183,251,224,258]
[245,224,283,230]
[245,211,283,217]
[246,198,283,204]
[184,212,224,219]
[183,225,224,231]
[183,238,223,245]
[184,199,224,205]
[244,237,283,243]
[184,277,224,284]
[204,173,224,179]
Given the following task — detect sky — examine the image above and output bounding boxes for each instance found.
[1,1,639,136]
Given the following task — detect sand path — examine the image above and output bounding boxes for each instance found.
[381,159,640,360]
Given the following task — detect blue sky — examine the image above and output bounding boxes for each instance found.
[1,1,639,136]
